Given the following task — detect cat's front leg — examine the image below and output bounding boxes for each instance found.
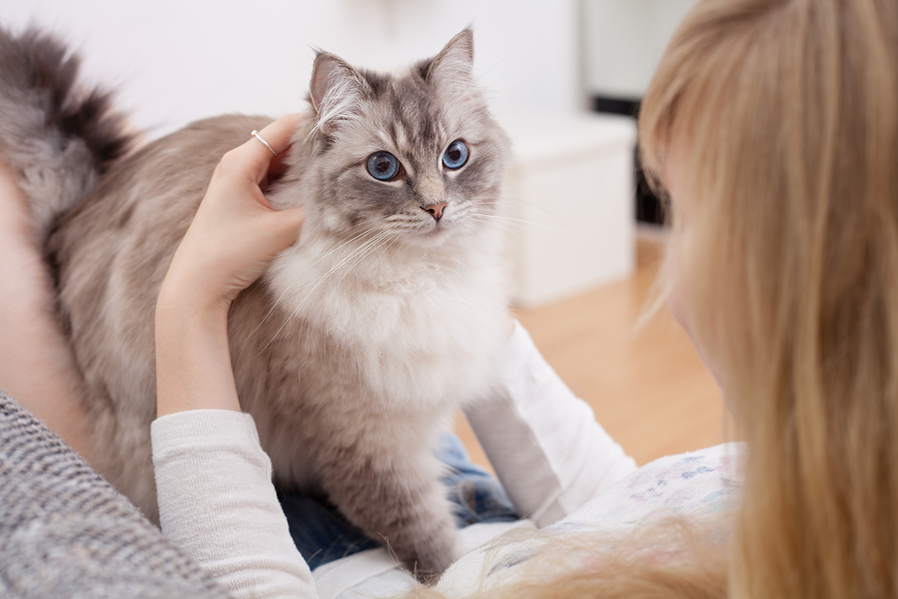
[317,445,461,577]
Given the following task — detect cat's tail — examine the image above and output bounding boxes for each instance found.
[0,25,136,241]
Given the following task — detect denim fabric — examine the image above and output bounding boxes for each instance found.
[277,433,519,570]
[435,433,519,527]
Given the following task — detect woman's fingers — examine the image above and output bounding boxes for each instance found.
[239,113,304,182]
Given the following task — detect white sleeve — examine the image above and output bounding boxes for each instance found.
[463,322,638,528]
[151,409,318,599]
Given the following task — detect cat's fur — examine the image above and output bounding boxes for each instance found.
[1,27,511,574]
[0,26,135,242]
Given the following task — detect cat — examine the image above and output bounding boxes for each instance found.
[0,26,512,575]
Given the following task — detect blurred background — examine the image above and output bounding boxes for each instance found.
[1,0,687,134]
[2,1,731,465]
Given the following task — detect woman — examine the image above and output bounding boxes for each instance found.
[2,0,895,596]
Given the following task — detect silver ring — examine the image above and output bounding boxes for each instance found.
[251,130,279,157]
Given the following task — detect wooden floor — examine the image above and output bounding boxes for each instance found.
[455,234,734,470]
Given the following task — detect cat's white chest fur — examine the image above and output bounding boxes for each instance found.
[266,226,509,409]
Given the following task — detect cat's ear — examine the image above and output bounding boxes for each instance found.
[426,29,474,91]
[309,52,369,134]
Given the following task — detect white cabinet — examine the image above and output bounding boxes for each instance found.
[498,110,637,308]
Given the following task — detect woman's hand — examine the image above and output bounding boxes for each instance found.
[155,114,305,418]
[158,114,305,316]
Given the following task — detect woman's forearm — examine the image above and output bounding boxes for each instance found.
[464,323,637,526]
[152,409,317,599]
[154,292,241,417]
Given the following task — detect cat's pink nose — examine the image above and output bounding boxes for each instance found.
[423,202,448,221]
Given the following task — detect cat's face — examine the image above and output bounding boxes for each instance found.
[295,30,509,249]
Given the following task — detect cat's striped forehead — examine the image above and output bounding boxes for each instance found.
[356,62,471,160]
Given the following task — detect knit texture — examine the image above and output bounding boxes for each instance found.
[0,392,232,598]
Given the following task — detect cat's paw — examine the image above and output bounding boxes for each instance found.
[396,529,461,580]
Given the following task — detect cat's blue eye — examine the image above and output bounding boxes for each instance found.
[367,151,400,181]
[442,140,469,170]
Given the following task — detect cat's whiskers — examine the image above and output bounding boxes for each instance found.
[456,212,528,244]
[283,225,375,285]
[275,215,395,303]
[495,194,563,213]
[384,214,432,232]
[474,195,573,230]
[460,214,512,230]
[243,221,385,343]
[335,230,396,287]
[468,207,573,233]
[256,229,383,343]
[453,213,516,237]
[264,233,393,350]
[280,230,388,307]
[261,227,397,351]
[354,232,399,283]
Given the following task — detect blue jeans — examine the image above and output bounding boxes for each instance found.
[277,433,519,570]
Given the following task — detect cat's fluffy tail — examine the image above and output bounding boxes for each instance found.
[0,25,136,241]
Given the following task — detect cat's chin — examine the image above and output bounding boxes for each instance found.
[405,226,455,248]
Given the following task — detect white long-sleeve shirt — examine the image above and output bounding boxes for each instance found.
[152,323,742,599]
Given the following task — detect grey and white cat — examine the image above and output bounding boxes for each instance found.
[1,27,511,574]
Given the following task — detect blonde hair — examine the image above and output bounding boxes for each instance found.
[406,0,898,597]
[404,518,730,599]
[640,0,898,597]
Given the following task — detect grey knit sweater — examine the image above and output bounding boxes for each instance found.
[0,392,232,598]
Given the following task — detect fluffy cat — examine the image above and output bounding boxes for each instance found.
[1,26,511,574]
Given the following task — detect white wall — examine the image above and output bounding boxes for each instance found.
[582,0,697,99]
[1,0,579,138]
